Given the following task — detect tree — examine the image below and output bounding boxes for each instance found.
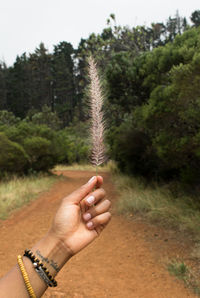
[6,53,31,118]
[191,10,200,27]
[52,42,75,126]
[106,26,200,183]
[28,43,52,110]
[0,62,8,110]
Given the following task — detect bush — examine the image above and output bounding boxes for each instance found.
[23,136,57,171]
[107,117,158,177]
[0,121,90,174]
[0,122,63,173]
[57,129,90,164]
[0,133,29,175]
[0,110,21,126]
[26,105,62,130]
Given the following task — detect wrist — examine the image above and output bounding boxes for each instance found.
[30,231,72,277]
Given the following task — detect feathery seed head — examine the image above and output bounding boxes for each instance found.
[88,57,106,167]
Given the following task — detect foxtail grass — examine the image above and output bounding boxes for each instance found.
[88,57,106,173]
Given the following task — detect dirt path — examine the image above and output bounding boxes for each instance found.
[0,171,197,298]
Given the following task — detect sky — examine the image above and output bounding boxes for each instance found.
[1,0,199,66]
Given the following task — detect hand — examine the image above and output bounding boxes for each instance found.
[49,176,111,255]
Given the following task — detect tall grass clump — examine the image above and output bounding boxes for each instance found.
[113,173,200,237]
[0,174,59,220]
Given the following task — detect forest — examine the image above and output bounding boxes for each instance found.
[0,10,200,185]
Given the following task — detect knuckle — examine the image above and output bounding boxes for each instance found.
[107,212,112,220]
[99,188,106,197]
[105,199,111,207]
[80,185,87,192]
[90,207,96,216]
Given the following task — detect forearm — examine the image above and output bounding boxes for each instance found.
[0,176,111,297]
[0,232,72,298]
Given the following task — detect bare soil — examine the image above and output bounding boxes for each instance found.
[0,171,198,297]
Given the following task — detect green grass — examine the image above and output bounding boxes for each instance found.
[113,173,200,237]
[168,260,200,295]
[0,174,60,220]
[168,261,188,280]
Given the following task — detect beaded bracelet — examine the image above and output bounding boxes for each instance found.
[24,249,57,287]
[33,263,55,287]
[17,255,36,298]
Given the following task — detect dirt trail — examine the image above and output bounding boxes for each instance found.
[0,171,197,298]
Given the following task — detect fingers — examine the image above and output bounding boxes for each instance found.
[66,175,103,204]
[83,195,111,234]
[96,176,103,189]
[83,199,111,221]
[85,212,111,231]
[84,188,106,207]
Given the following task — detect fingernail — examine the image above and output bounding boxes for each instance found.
[83,213,92,221]
[86,221,93,229]
[88,176,95,184]
[86,195,95,205]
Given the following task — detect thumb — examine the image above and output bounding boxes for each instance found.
[67,176,103,204]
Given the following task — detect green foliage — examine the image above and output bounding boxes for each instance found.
[107,118,155,176]
[2,42,75,126]
[57,122,90,164]
[23,136,55,171]
[0,110,21,126]
[0,122,63,173]
[168,260,200,295]
[26,105,62,130]
[168,261,188,280]
[0,119,90,174]
[191,10,200,27]
[107,26,200,184]
[0,10,200,184]
[0,133,28,175]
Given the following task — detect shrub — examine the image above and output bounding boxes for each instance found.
[26,105,62,130]
[0,133,29,175]
[107,117,158,177]
[23,136,57,171]
[0,120,90,174]
[0,110,21,126]
[0,123,63,173]
[57,129,90,164]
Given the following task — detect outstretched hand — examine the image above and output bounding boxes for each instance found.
[49,176,111,255]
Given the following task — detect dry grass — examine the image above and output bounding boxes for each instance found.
[0,174,59,220]
[113,173,200,238]
[54,161,115,172]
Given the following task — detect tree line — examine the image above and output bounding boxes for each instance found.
[1,11,199,125]
[1,10,200,182]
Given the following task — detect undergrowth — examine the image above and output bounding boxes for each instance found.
[54,160,115,172]
[0,173,60,220]
[112,173,200,238]
[168,260,200,295]
[112,170,200,294]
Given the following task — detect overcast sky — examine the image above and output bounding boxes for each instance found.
[1,0,199,65]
